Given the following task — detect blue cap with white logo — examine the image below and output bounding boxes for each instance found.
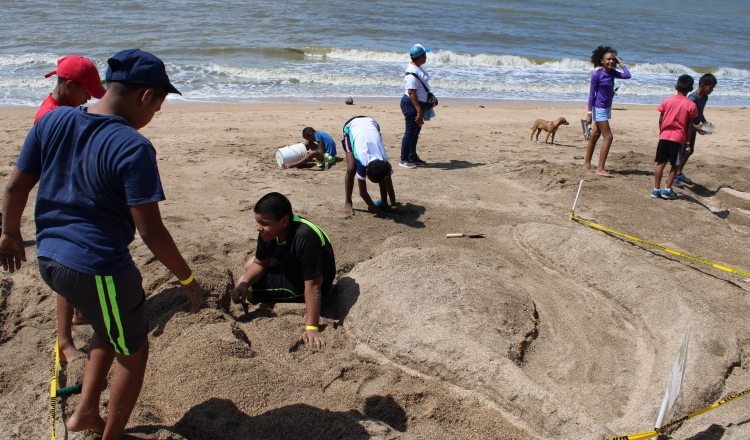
[409,44,431,59]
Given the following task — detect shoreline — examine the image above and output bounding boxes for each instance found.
[4,93,748,109]
[1,97,707,110]
[0,97,591,109]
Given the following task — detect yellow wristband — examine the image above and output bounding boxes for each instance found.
[686,142,691,145]
[179,270,194,285]
[305,325,319,331]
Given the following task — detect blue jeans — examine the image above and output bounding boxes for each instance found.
[400,94,426,161]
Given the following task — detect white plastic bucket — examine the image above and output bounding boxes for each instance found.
[276,143,308,168]
[702,123,714,134]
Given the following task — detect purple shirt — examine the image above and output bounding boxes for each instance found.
[587,65,631,110]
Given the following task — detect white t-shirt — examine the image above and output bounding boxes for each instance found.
[345,117,387,180]
[404,65,430,102]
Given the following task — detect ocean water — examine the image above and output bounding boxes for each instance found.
[1,0,749,106]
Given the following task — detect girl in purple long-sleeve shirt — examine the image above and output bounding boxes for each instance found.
[584,46,631,177]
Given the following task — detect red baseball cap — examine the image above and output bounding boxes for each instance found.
[45,56,106,99]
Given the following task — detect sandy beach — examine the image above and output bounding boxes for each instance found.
[2,100,750,439]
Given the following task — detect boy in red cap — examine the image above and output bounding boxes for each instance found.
[34,55,106,124]
[34,56,107,363]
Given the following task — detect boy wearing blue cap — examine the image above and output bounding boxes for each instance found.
[1,49,200,439]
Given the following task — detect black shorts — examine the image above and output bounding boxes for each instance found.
[38,257,148,355]
[655,139,681,166]
[250,262,331,303]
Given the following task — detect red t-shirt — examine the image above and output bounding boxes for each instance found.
[34,94,61,124]
[658,95,698,144]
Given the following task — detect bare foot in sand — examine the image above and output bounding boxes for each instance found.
[66,412,105,434]
[58,340,82,363]
[596,169,613,177]
[583,164,594,171]
[344,202,354,217]
[72,308,90,325]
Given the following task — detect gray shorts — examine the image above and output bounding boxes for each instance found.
[38,257,148,355]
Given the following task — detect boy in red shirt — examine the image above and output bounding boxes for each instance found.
[653,74,698,199]
[33,56,107,362]
[34,55,106,124]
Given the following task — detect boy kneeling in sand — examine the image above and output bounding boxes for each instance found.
[342,116,397,217]
[232,192,335,350]
[1,49,202,439]
[282,127,337,169]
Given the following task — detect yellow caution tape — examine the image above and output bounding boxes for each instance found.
[50,338,60,440]
[570,209,750,279]
[607,388,750,439]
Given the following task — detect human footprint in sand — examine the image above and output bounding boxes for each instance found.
[584,45,631,177]
[233,192,335,350]
[1,49,202,440]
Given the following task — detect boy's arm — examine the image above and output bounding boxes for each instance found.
[358,178,388,217]
[658,113,663,131]
[344,152,356,215]
[0,168,39,272]
[685,116,694,154]
[316,140,325,155]
[302,277,325,350]
[130,202,202,312]
[379,179,388,206]
[385,176,396,207]
[232,256,269,303]
[283,151,319,169]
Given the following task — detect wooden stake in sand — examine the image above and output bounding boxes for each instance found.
[446,233,485,238]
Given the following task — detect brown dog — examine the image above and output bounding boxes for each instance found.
[530,117,569,144]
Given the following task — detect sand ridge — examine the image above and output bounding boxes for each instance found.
[1,101,750,439]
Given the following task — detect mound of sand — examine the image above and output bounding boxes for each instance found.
[336,246,609,438]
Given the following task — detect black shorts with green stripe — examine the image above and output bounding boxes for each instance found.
[38,257,148,355]
[250,261,332,303]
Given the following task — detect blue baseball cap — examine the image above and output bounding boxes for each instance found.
[106,49,181,95]
[409,44,431,59]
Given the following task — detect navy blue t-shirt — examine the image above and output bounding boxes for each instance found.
[16,106,165,274]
